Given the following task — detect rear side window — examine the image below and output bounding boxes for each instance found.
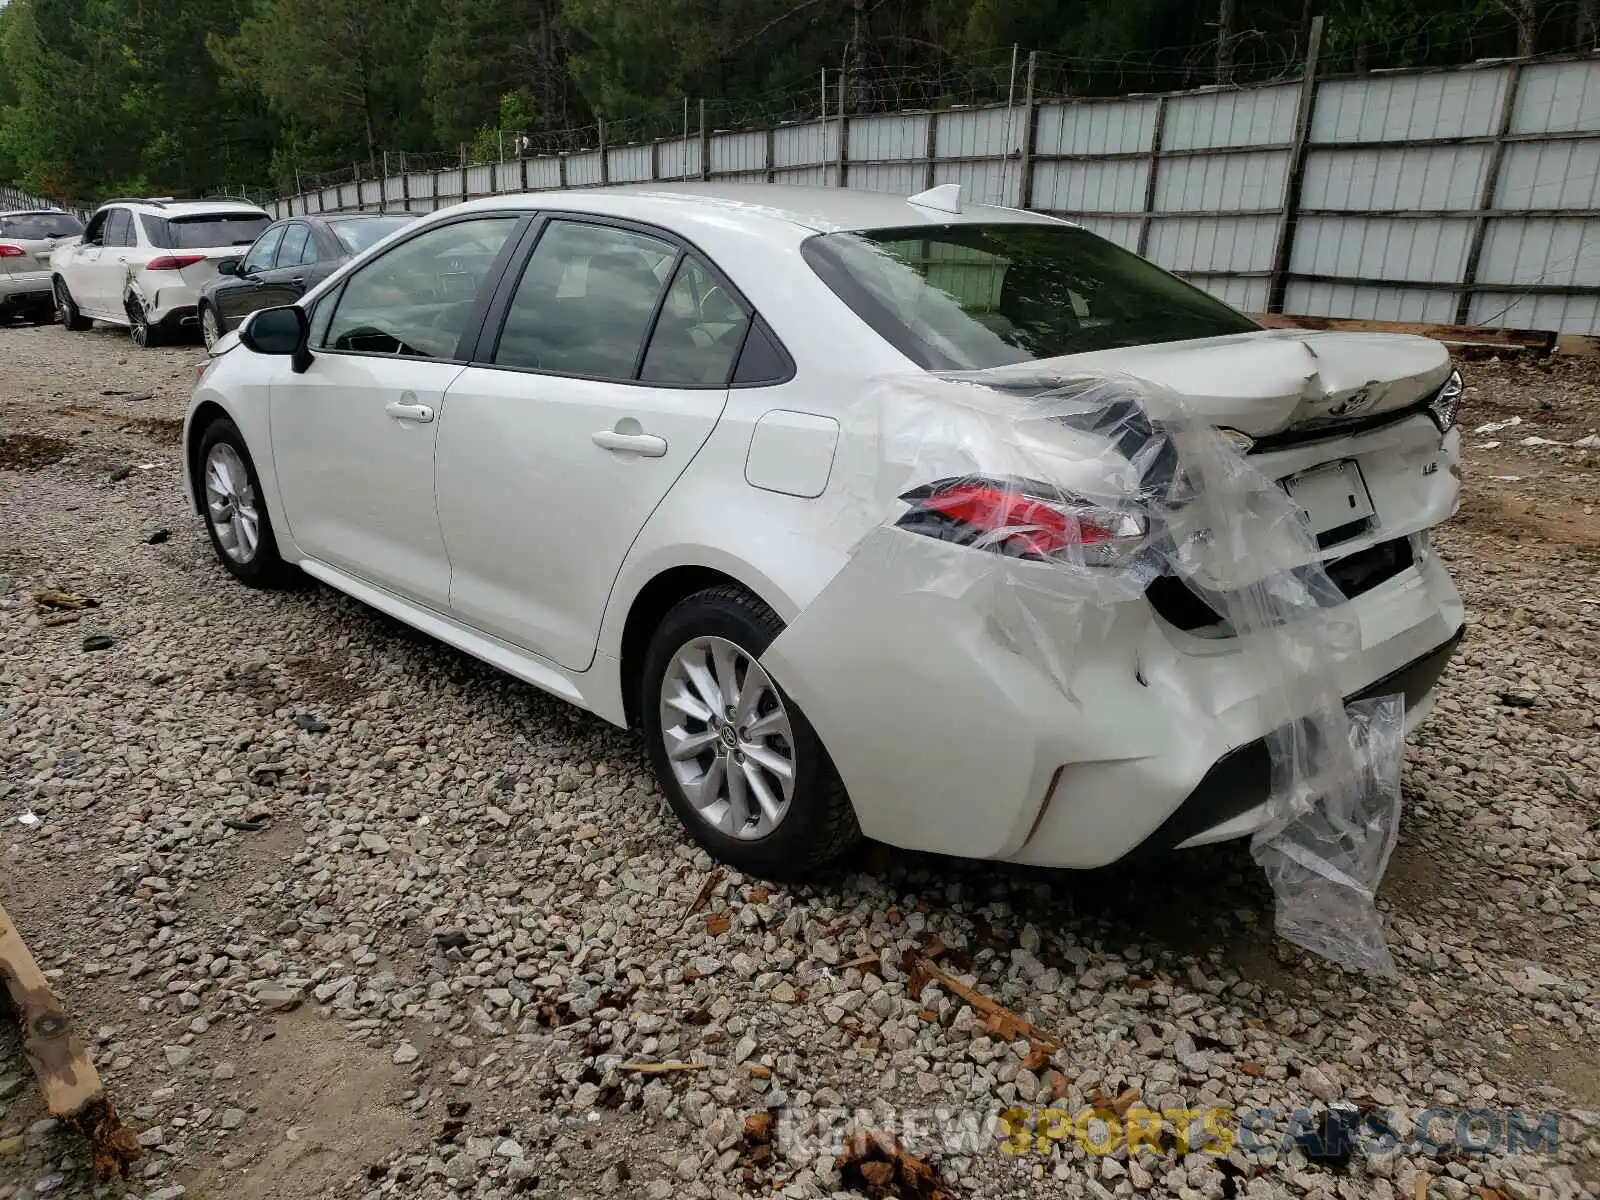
[323,216,517,359]
[639,258,751,386]
[276,223,312,268]
[330,215,414,256]
[104,209,135,248]
[143,213,271,250]
[494,220,675,379]
[802,222,1257,370]
[0,213,83,239]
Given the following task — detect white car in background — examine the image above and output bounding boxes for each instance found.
[182,183,1466,879]
[52,198,271,346]
[0,208,84,324]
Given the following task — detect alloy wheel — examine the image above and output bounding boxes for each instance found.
[201,306,220,350]
[204,442,261,563]
[658,635,796,840]
[128,298,150,347]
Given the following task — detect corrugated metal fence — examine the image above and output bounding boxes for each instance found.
[269,54,1600,334]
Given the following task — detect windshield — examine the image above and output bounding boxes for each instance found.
[0,213,83,240]
[330,215,415,256]
[143,213,272,250]
[802,222,1257,369]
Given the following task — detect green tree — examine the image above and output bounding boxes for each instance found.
[425,0,583,149]
[211,0,436,181]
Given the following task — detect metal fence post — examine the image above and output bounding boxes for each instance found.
[924,110,939,191]
[766,126,776,183]
[1266,15,1324,315]
[651,138,661,182]
[1136,96,1169,257]
[1456,61,1524,325]
[699,99,710,181]
[835,71,848,186]
[599,121,610,185]
[380,150,389,213]
[1019,50,1039,210]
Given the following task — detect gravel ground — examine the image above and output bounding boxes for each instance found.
[1,321,1597,1200]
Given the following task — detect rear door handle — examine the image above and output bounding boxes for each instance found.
[385,401,435,424]
[592,429,667,457]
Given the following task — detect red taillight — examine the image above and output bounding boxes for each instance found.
[0,244,25,258]
[145,254,207,271]
[898,478,1146,564]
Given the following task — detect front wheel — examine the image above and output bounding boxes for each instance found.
[640,586,859,879]
[197,417,291,587]
[54,278,90,331]
[200,303,222,350]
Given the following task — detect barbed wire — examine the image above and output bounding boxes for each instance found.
[266,4,1600,203]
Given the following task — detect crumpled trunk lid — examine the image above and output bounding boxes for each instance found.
[1003,329,1453,439]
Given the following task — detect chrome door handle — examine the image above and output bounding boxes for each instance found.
[385,401,435,423]
[592,429,667,457]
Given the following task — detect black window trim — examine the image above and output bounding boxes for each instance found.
[315,210,535,367]
[467,209,795,391]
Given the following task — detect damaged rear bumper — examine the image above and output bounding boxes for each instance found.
[1129,621,1463,859]
[762,527,1463,871]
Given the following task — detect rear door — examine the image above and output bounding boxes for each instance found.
[254,221,314,310]
[434,216,749,670]
[267,213,523,610]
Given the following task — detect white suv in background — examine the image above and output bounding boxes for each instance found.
[51,198,271,346]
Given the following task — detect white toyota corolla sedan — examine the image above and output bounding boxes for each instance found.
[183,183,1465,878]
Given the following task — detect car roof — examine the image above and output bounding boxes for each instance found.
[99,199,268,217]
[453,182,1064,236]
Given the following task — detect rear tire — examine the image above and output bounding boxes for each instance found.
[54,278,90,331]
[197,416,292,588]
[641,586,860,879]
[126,295,161,347]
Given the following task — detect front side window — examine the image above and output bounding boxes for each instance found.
[494,220,675,378]
[242,226,285,275]
[276,223,312,268]
[323,216,517,359]
[640,258,751,386]
[0,213,83,240]
[802,222,1257,370]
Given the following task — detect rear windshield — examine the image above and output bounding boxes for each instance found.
[142,213,272,250]
[330,215,414,256]
[802,222,1257,370]
[0,213,83,240]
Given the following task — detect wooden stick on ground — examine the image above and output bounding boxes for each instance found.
[914,957,1062,1050]
[0,900,141,1178]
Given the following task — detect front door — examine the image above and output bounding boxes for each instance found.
[436,219,748,670]
[220,224,285,326]
[267,214,522,610]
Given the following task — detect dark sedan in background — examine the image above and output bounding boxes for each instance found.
[198,212,415,347]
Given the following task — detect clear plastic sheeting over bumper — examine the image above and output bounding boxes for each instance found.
[763,366,1457,975]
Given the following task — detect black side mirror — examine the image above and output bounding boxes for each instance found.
[239,305,313,373]
[218,258,240,276]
